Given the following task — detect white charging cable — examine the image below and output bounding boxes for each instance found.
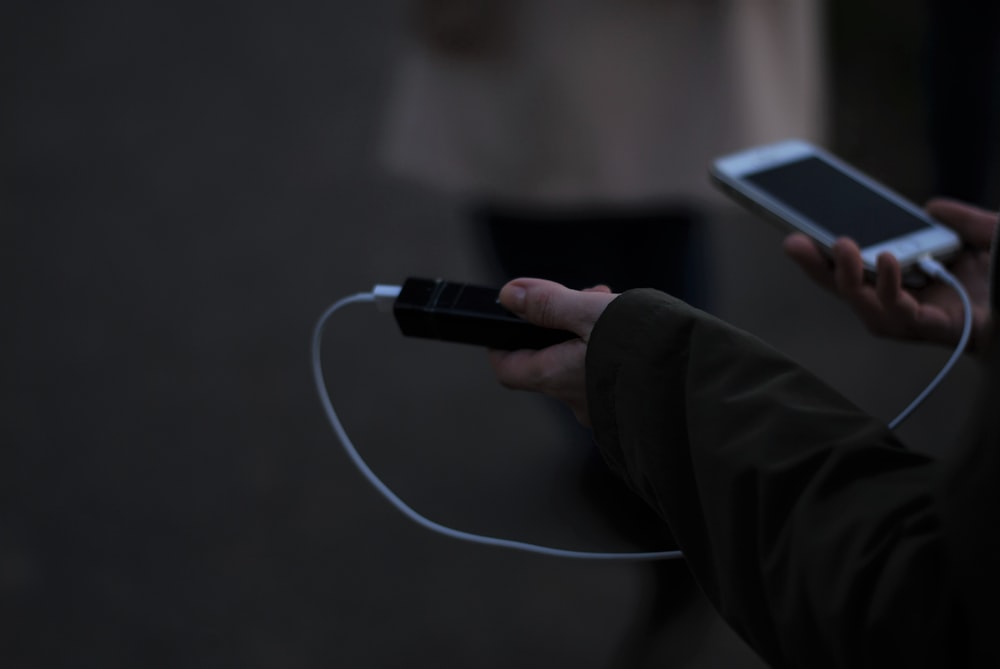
[313,262,971,560]
[311,287,682,561]
[887,256,973,430]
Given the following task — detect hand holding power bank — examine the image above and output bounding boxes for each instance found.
[392,278,578,350]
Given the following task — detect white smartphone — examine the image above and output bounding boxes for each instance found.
[710,139,961,278]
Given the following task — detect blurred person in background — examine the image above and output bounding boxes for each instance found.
[380,0,826,307]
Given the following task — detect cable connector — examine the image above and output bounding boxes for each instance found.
[372,284,402,313]
[916,255,948,280]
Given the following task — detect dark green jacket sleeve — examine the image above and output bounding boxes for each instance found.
[585,289,993,668]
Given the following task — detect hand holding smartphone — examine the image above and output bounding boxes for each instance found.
[710,139,961,281]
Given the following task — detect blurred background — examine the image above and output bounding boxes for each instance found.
[4,1,999,667]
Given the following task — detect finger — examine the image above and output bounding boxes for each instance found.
[488,341,585,394]
[831,237,868,298]
[783,233,837,292]
[925,197,998,248]
[488,349,538,392]
[831,238,891,327]
[498,278,616,338]
[874,252,902,304]
[583,284,613,294]
[873,252,919,322]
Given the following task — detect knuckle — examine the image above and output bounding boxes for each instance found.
[532,289,556,329]
[496,367,529,391]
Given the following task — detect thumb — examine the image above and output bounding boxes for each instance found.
[925,197,999,249]
[499,278,617,338]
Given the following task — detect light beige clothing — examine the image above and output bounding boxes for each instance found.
[380,0,826,206]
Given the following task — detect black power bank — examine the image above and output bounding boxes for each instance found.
[392,278,577,350]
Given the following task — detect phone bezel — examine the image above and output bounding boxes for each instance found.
[710,139,961,270]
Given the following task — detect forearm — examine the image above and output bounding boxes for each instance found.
[586,289,958,668]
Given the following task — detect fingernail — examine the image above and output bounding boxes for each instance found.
[505,285,526,312]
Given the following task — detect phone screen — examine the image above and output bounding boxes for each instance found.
[744,157,932,247]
